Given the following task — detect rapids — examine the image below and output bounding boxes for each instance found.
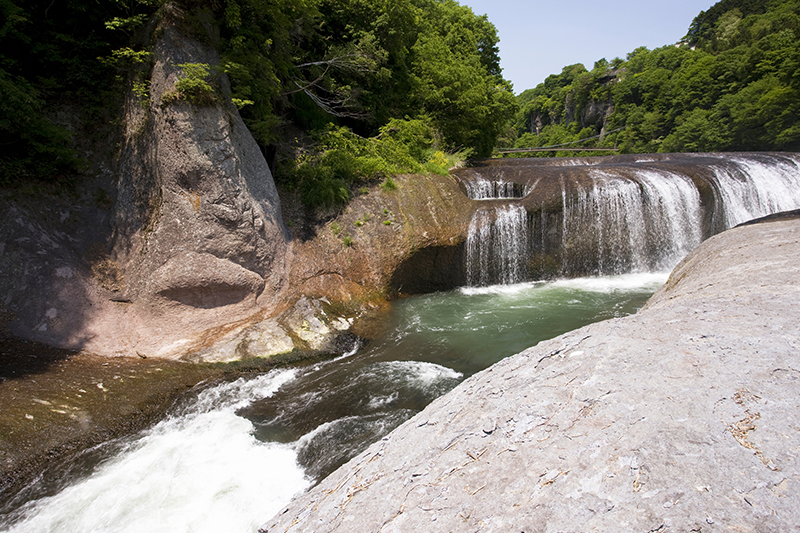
[1,274,666,533]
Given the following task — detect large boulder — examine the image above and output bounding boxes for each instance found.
[262,215,800,532]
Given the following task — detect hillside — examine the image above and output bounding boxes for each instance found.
[510,0,800,155]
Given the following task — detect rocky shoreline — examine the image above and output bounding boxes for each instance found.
[262,214,800,532]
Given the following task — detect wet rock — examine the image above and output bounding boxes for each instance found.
[261,216,800,532]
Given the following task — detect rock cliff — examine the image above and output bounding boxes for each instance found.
[261,214,800,532]
[0,13,475,361]
[1,14,291,359]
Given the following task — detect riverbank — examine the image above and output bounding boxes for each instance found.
[0,342,225,506]
[262,213,800,532]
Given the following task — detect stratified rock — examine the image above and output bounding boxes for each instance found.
[261,215,800,532]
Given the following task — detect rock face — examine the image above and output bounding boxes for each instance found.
[1,16,291,358]
[183,172,475,363]
[103,19,290,357]
[287,172,474,302]
[262,215,800,532]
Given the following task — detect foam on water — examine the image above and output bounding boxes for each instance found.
[550,272,670,293]
[459,281,546,297]
[5,370,308,533]
[358,361,463,389]
[460,272,668,297]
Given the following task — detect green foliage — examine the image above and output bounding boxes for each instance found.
[0,69,81,184]
[0,0,160,184]
[297,165,350,209]
[381,177,398,191]
[510,0,800,155]
[132,79,150,103]
[218,0,515,155]
[1,0,514,189]
[164,63,216,106]
[289,118,464,207]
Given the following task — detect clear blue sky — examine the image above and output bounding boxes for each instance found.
[461,0,717,94]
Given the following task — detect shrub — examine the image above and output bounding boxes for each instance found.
[162,63,216,106]
[299,166,350,209]
[381,177,398,191]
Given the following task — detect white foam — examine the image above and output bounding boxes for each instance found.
[551,272,670,293]
[459,281,545,296]
[383,360,462,386]
[7,370,309,533]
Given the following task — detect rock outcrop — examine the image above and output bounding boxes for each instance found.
[184,172,475,363]
[101,16,290,358]
[262,214,800,532]
[1,13,291,359]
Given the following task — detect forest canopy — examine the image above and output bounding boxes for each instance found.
[510,0,800,155]
[3,0,798,192]
[0,0,516,195]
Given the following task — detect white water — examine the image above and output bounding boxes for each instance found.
[711,156,800,228]
[466,204,528,285]
[561,169,703,273]
[464,154,800,281]
[635,169,702,268]
[549,271,670,292]
[462,175,535,199]
[460,272,669,298]
[4,371,309,533]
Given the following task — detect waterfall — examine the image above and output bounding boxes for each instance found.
[462,175,534,200]
[458,153,800,285]
[465,205,528,286]
[561,169,702,274]
[710,156,800,228]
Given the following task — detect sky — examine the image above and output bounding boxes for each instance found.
[461,0,717,94]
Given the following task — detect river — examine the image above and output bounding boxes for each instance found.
[0,272,666,532]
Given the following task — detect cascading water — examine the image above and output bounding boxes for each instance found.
[465,205,528,286]
[710,155,800,228]
[561,169,702,274]
[459,152,800,282]
[2,371,310,533]
[461,174,534,199]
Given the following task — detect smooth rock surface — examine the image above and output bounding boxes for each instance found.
[262,216,800,532]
